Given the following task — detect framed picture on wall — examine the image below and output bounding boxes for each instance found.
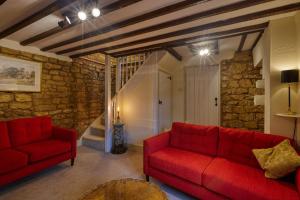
[0,55,42,92]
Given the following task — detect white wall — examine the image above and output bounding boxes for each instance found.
[254,14,300,141]
[296,13,300,115]
[117,51,165,146]
[158,52,185,122]
[253,29,271,132]
[253,13,300,139]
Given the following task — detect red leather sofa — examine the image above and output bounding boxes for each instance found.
[0,116,77,187]
[144,122,300,200]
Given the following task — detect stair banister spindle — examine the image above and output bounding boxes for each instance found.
[122,56,126,86]
[139,54,142,69]
[134,55,137,73]
[127,56,130,81]
[132,56,135,76]
[116,57,122,92]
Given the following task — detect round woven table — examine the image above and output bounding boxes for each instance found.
[80,179,168,200]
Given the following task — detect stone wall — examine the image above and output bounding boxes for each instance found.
[72,58,105,135]
[0,46,106,138]
[221,51,264,131]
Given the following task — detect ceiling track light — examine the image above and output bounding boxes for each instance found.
[65,16,72,25]
[78,11,87,21]
[76,0,101,21]
[92,7,101,17]
[199,48,210,56]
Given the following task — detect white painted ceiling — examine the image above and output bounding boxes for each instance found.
[0,0,299,59]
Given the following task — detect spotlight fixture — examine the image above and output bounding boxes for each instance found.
[199,48,210,56]
[65,16,72,25]
[92,8,101,17]
[78,11,87,21]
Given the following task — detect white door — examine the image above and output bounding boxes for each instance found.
[158,70,172,132]
[186,65,220,126]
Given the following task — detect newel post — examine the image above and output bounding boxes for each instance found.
[105,55,112,153]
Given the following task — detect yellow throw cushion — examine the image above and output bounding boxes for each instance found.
[252,147,273,169]
[252,139,300,179]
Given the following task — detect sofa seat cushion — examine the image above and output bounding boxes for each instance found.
[0,149,28,174]
[149,147,213,185]
[17,140,71,163]
[203,158,299,200]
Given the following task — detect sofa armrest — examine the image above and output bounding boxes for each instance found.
[143,131,170,174]
[52,126,77,158]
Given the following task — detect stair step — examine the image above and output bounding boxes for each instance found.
[82,134,105,151]
[91,124,105,130]
[89,126,105,137]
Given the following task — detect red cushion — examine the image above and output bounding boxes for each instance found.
[8,116,53,146]
[149,147,213,185]
[0,121,10,150]
[218,127,289,168]
[170,122,219,156]
[17,140,71,163]
[203,158,299,200]
[0,149,28,174]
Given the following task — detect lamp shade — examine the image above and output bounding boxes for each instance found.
[281,69,299,83]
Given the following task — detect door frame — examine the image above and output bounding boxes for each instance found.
[158,69,173,131]
[184,64,221,126]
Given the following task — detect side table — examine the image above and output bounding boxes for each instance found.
[112,123,127,154]
[276,113,300,146]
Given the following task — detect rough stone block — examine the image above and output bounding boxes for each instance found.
[1,47,20,55]
[0,93,13,103]
[34,104,57,112]
[15,93,32,102]
[10,102,32,109]
[33,55,48,62]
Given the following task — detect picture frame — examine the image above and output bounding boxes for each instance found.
[0,55,42,92]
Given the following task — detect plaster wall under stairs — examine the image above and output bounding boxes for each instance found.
[81,53,151,151]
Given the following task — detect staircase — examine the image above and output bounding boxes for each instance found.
[82,115,106,150]
[81,53,151,151]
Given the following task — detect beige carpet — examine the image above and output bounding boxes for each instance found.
[0,146,195,200]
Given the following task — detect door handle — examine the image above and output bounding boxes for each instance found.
[159,100,163,105]
[214,97,218,106]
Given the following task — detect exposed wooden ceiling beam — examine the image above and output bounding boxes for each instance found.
[112,27,267,58]
[42,0,210,51]
[71,23,267,58]
[165,47,182,61]
[215,40,219,55]
[0,0,79,39]
[20,0,142,46]
[238,34,247,52]
[0,0,7,6]
[55,0,271,54]
[251,31,264,50]
[187,44,197,55]
[68,0,300,57]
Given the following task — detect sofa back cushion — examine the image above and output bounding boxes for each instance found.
[0,122,11,150]
[218,127,290,168]
[170,122,219,156]
[8,116,53,147]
